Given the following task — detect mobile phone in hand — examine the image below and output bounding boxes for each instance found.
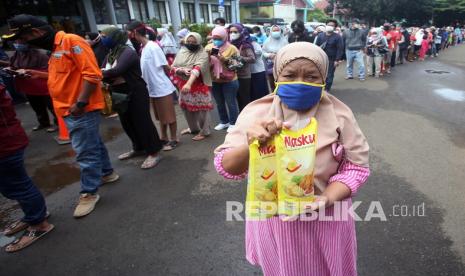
[211,47,219,56]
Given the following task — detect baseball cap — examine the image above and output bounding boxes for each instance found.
[2,14,48,40]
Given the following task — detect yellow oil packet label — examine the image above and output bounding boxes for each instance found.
[246,139,278,220]
[275,118,317,217]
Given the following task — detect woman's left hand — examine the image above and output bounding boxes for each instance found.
[181,84,191,94]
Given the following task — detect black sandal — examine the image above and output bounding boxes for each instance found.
[162,141,179,151]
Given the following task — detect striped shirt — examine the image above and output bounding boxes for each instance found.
[214,147,370,275]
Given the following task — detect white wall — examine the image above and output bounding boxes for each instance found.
[273,4,296,24]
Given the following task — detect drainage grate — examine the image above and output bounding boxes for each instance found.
[425,69,450,74]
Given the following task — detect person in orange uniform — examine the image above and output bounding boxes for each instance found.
[2,15,120,218]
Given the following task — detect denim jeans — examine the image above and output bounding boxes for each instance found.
[346,49,365,79]
[64,111,113,194]
[326,58,336,91]
[212,80,240,125]
[0,149,47,225]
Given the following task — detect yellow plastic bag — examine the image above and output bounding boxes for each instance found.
[246,139,278,220]
[275,118,317,217]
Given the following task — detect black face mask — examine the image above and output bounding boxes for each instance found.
[185,44,200,52]
[26,27,56,51]
[130,38,141,53]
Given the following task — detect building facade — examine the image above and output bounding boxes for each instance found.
[0,0,240,35]
[239,0,314,24]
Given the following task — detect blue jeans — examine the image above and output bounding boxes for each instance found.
[212,80,240,125]
[64,111,113,194]
[346,49,365,79]
[0,149,47,225]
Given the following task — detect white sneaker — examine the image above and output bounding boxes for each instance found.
[214,123,230,131]
[227,125,235,133]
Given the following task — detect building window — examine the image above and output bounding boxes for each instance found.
[91,0,109,24]
[200,4,209,23]
[114,0,130,24]
[132,0,149,21]
[153,1,168,24]
[211,5,231,23]
[182,2,195,23]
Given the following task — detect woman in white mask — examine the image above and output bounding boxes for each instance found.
[262,25,288,91]
[227,23,256,114]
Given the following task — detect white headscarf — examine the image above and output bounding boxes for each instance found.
[158,28,178,55]
[263,25,289,55]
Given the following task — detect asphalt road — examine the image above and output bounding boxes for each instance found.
[1,45,465,276]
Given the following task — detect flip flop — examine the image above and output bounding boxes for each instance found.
[5,224,55,253]
[118,150,143,160]
[141,155,161,169]
[162,141,179,151]
[192,134,207,141]
[3,212,51,236]
[180,128,192,135]
[46,126,58,133]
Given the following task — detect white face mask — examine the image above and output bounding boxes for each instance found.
[230,33,240,41]
[326,26,334,32]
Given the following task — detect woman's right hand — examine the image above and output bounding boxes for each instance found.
[246,119,286,145]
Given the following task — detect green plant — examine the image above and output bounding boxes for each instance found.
[187,23,213,46]
[146,18,162,29]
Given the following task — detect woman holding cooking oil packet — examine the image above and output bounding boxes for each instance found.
[213,42,370,275]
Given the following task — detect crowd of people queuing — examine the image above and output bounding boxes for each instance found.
[0,12,463,267]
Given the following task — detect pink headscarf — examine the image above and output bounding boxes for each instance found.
[210,26,232,78]
[215,42,369,193]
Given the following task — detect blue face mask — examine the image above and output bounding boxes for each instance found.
[13,43,29,52]
[101,36,115,48]
[275,82,325,111]
[212,39,224,47]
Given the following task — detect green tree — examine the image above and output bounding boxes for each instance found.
[307,8,330,22]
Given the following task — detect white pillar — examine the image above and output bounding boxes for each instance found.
[127,0,135,20]
[208,3,212,24]
[104,0,118,24]
[147,0,155,19]
[235,0,240,22]
[168,0,182,35]
[82,0,98,32]
[193,0,201,23]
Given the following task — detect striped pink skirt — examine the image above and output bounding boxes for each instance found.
[245,199,357,276]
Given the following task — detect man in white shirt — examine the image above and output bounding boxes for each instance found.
[127,21,179,151]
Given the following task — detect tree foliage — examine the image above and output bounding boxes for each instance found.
[334,0,464,26]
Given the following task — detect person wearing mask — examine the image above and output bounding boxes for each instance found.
[205,26,240,132]
[214,42,370,276]
[262,25,288,91]
[100,27,163,169]
[171,32,213,141]
[228,23,256,113]
[288,20,312,43]
[397,25,410,64]
[247,28,268,101]
[366,28,388,78]
[435,29,443,56]
[85,32,109,67]
[126,21,178,151]
[0,83,54,253]
[7,41,58,132]
[382,23,396,74]
[390,25,401,67]
[314,19,344,92]
[414,28,425,58]
[3,14,119,218]
[419,34,429,61]
[252,26,267,45]
[343,19,366,81]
